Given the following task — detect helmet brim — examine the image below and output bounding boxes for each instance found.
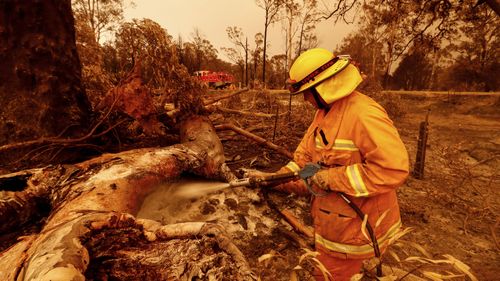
[289,57,351,95]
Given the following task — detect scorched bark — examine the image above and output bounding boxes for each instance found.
[0,115,253,281]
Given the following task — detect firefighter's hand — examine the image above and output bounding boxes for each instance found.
[309,170,330,191]
[298,163,330,192]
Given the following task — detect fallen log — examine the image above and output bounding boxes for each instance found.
[167,88,250,119]
[275,226,314,250]
[0,115,254,281]
[213,106,288,118]
[215,123,294,159]
[203,88,250,106]
[280,209,314,239]
[19,212,254,280]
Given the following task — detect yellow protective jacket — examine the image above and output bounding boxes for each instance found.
[277,91,409,259]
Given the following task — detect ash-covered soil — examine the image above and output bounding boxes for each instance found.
[1,91,497,280]
[136,92,499,280]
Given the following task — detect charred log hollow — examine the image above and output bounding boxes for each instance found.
[0,171,53,240]
[0,174,29,192]
[83,216,248,281]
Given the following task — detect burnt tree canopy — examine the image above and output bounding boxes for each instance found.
[0,0,91,146]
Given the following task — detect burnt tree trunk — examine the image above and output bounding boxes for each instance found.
[0,0,90,146]
[0,116,255,281]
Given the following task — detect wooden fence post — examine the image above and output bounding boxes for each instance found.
[412,109,430,179]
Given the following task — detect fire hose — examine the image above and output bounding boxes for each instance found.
[233,163,383,277]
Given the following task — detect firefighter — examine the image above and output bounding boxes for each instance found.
[246,48,409,280]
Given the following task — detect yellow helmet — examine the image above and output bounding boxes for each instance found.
[289,48,363,104]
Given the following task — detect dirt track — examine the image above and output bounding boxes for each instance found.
[395,94,499,280]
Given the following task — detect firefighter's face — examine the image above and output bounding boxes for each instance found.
[303,90,316,107]
[303,87,327,109]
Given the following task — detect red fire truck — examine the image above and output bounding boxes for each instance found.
[193,70,234,89]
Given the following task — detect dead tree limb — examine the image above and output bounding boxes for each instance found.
[215,123,293,159]
[0,97,120,154]
[275,227,314,250]
[142,220,255,278]
[203,88,249,106]
[280,209,314,238]
[212,106,288,118]
[261,190,314,250]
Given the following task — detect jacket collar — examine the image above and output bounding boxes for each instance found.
[308,93,354,149]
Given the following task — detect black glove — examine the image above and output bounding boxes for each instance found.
[299,163,330,196]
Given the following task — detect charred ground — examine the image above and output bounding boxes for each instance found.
[0,89,498,280]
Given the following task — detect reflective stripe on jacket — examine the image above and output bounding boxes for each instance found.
[277,91,409,259]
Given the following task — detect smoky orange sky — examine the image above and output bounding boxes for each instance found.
[123,0,357,62]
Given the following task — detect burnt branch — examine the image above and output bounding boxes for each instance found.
[203,88,250,106]
[0,96,120,154]
[319,0,359,22]
[215,123,293,159]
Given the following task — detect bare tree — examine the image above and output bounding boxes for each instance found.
[281,0,300,68]
[256,0,284,86]
[358,2,398,80]
[191,28,206,71]
[296,0,320,56]
[279,0,318,74]
[226,26,249,86]
[318,0,360,22]
[176,34,185,65]
[190,28,218,71]
[221,47,245,84]
[253,33,264,82]
[72,0,126,43]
